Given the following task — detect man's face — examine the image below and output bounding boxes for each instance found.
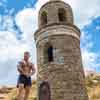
[24,52,30,61]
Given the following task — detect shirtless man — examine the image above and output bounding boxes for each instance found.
[16,51,35,100]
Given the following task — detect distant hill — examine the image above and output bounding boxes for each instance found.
[0,81,37,100]
[0,86,14,100]
[86,73,100,100]
[7,80,37,100]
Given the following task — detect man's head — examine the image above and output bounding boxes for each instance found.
[24,51,30,61]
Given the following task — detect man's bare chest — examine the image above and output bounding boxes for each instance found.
[22,61,32,70]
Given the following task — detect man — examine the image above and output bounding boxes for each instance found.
[16,51,35,100]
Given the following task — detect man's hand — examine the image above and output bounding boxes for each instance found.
[17,62,24,74]
[17,61,27,75]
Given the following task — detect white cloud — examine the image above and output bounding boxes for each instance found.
[15,8,37,40]
[0,31,36,85]
[0,5,38,85]
[82,49,98,71]
[0,0,99,85]
[63,0,100,28]
[96,26,100,30]
[2,16,14,30]
[15,7,37,65]
[81,31,100,72]
[0,15,15,33]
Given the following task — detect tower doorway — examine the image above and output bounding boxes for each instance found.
[39,82,51,100]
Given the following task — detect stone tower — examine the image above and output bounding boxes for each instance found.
[34,0,89,100]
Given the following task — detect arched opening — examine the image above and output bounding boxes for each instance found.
[58,8,67,22]
[39,81,51,100]
[44,43,53,64]
[48,46,53,62]
[41,11,47,26]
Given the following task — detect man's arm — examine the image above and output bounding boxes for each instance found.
[17,61,25,74]
[30,64,35,76]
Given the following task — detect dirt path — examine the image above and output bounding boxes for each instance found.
[0,87,13,100]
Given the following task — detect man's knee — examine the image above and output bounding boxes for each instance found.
[18,84,24,92]
[25,86,31,94]
[17,84,24,99]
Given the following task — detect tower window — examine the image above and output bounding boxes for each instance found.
[41,11,47,26]
[48,46,53,62]
[39,82,51,100]
[58,8,67,22]
[44,44,53,63]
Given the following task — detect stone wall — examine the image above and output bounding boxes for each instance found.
[36,33,88,100]
[34,0,89,100]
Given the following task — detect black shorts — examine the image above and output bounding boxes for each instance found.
[17,74,32,88]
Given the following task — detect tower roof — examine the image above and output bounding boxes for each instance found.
[38,0,74,28]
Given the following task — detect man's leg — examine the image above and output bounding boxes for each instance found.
[24,86,31,100]
[16,84,24,100]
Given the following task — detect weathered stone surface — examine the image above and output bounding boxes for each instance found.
[34,0,89,100]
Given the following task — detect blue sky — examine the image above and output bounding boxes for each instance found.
[0,0,100,86]
[0,0,37,15]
